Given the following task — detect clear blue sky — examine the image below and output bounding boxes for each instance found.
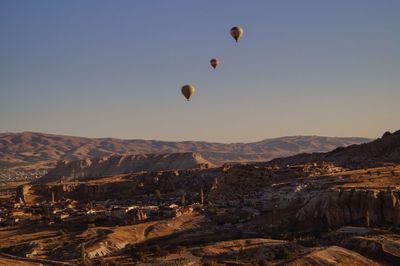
[1,1,399,142]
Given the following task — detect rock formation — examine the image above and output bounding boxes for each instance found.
[296,188,400,229]
[35,152,214,183]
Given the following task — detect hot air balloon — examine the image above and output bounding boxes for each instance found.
[230,26,244,42]
[210,58,219,69]
[181,85,195,101]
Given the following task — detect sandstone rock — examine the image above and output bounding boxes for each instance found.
[296,189,400,229]
[342,235,400,264]
[286,246,380,266]
[35,152,215,183]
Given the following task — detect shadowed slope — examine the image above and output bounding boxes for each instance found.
[268,130,400,167]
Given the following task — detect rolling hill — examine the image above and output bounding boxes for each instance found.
[0,131,370,174]
[268,130,400,168]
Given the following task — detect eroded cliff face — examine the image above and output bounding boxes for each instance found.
[16,161,400,232]
[207,165,400,230]
[342,234,400,264]
[296,189,400,228]
[18,168,220,203]
[35,152,214,183]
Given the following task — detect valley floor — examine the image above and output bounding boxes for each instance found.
[1,164,400,265]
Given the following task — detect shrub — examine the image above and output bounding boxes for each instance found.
[131,251,146,262]
[87,223,95,229]
[93,258,108,266]
[258,259,270,266]
[270,231,283,240]
[298,236,317,247]
[176,245,186,253]
[204,260,218,266]
[150,244,162,254]
[59,229,67,238]
[275,247,291,260]
[159,250,169,257]
[193,204,202,211]
[190,248,204,257]
[207,207,218,215]
[107,260,119,266]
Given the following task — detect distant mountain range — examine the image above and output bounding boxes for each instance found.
[268,130,400,168]
[0,132,370,172]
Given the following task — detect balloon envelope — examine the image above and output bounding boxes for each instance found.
[210,58,219,69]
[230,26,244,42]
[181,85,196,101]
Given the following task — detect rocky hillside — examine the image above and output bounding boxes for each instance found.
[35,152,214,183]
[296,188,400,228]
[0,132,370,171]
[268,130,400,168]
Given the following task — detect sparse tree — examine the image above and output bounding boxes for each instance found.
[155,189,161,205]
[204,260,218,266]
[200,186,204,205]
[176,245,186,254]
[275,246,291,260]
[107,260,118,266]
[95,257,108,266]
[131,251,146,262]
[59,229,67,239]
[80,244,86,264]
[150,244,161,254]
[181,193,186,207]
[87,223,95,229]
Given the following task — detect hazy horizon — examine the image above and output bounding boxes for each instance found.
[1,1,399,142]
[0,130,375,144]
